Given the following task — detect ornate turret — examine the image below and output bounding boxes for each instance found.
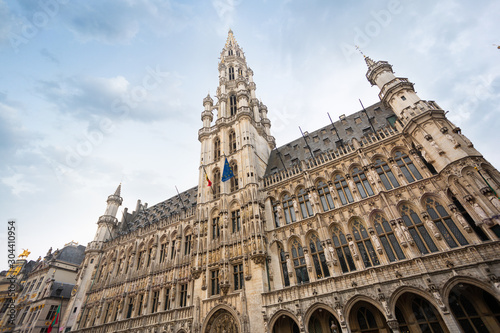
[365,56,481,172]
[94,184,123,243]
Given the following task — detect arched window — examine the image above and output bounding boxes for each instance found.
[352,220,380,268]
[230,162,238,192]
[229,130,236,153]
[334,174,354,205]
[228,67,235,80]
[332,226,356,273]
[316,181,334,211]
[214,137,221,161]
[425,197,468,247]
[229,95,237,116]
[374,158,399,190]
[451,196,489,241]
[297,188,313,218]
[211,216,220,239]
[357,307,379,332]
[449,289,488,332]
[395,151,422,183]
[282,194,296,224]
[159,241,167,264]
[272,199,281,227]
[278,244,290,287]
[231,209,240,233]
[352,167,374,198]
[373,213,405,262]
[309,233,330,279]
[213,169,221,199]
[412,296,446,333]
[291,239,309,284]
[400,204,438,254]
[228,49,233,56]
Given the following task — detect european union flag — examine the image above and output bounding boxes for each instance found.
[221,157,234,182]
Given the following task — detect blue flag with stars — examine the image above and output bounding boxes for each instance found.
[221,157,234,182]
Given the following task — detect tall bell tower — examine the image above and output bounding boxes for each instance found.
[193,30,275,332]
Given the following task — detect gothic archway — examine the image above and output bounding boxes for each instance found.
[395,292,447,333]
[272,314,300,333]
[448,283,500,332]
[205,309,239,333]
[348,301,389,333]
[307,307,341,333]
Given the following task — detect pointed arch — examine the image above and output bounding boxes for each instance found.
[331,224,356,273]
[307,232,330,279]
[289,237,309,284]
[398,202,438,255]
[373,156,400,190]
[351,219,380,268]
[333,173,354,205]
[315,179,335,211]
[372,211,405,262]
[394,150,422,183]
[296,186,313,218]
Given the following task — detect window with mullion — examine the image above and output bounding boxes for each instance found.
[297,188,313,218]
[230,162,238,192]
[400,205,438,254]
[316,181,335,211]
[282,194,296,224]
[309,234,330,278]
[211,270,220,295]
[352,221,379,268]
[291,239,309,284]
[214,137,221,161]
[228,67,235,80]
[332,227,356,273]
[213,169,221,199]
[212,217,220,239]
[229,130,237,152]
[233,264,244,290]
[279,244,290,287]
[334,174,354,205]
[229,96,237,116]
[231,209,241,233]
[151,291,159,313]
[374,213,405,262]
[179,283,188,307]
[426,198,468,247]
[395,151,422,183]
[374,158,400,190]
[352,167,374,198]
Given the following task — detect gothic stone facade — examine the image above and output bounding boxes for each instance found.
[64,31,500,333]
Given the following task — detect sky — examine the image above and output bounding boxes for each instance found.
[0,0,499,271]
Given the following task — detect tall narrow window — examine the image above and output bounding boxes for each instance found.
[278,244,290,287]
[395,151,422,183]
[231,209,241,233]
[137,249,145,269]
[45,305,58,320]
[211,270,220,295]
[137,294,144,316]
[230,162,238,192]
[352,221,380,268]
[272,200,281,227]
[214,137,221,161]
[151,291,159,313]
[229,130,236,152]
[146,247,152,267]
[309,233,330,279]
[282,194,296,224]
[425,197,468,247]
[400,204,438,254]
[297,188,313,218]
[374,158,400,190]
[170,240,177,260]
[228,67,235,80]
[352,167,374,198]
[233,264,244,290]
[163,288,170,311]
[213,169,221,199]
[317,181,334,211]
[334,174,354,205]
[229,95,237,116]
[184,235,192,256]
[179,284,188,307]
[373,213,405,262]
[291,239,309,284]
[126,297,134,318]
[212,216,220,239]
[159,243,167,263]
[452,196,489,241]
[332,226,356,273]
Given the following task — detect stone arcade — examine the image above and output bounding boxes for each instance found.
[61,31,500,333]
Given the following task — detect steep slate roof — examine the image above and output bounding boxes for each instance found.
[121,186,198,233]
[56,245,86,266]
[264,102,396,176]
[50,282,75,299]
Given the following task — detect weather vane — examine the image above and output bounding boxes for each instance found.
[355,45,365,57]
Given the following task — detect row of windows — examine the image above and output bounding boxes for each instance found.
[277,198,470,286]
[97,235,192,279]
[210,264,244,296]
[272,152,423,226]
[211,209,242,239]
[213,129,238,161]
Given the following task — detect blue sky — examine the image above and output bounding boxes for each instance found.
[1,0,499,271]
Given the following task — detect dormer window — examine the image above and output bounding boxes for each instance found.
[229,67,235,80]
[228,49,233,56]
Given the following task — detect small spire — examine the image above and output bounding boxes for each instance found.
[114,183,121,197]
[364,56,375,67]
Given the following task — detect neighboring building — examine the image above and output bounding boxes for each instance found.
[12,242,85,333]
[66,31,500,333]
[0,252,36,332]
